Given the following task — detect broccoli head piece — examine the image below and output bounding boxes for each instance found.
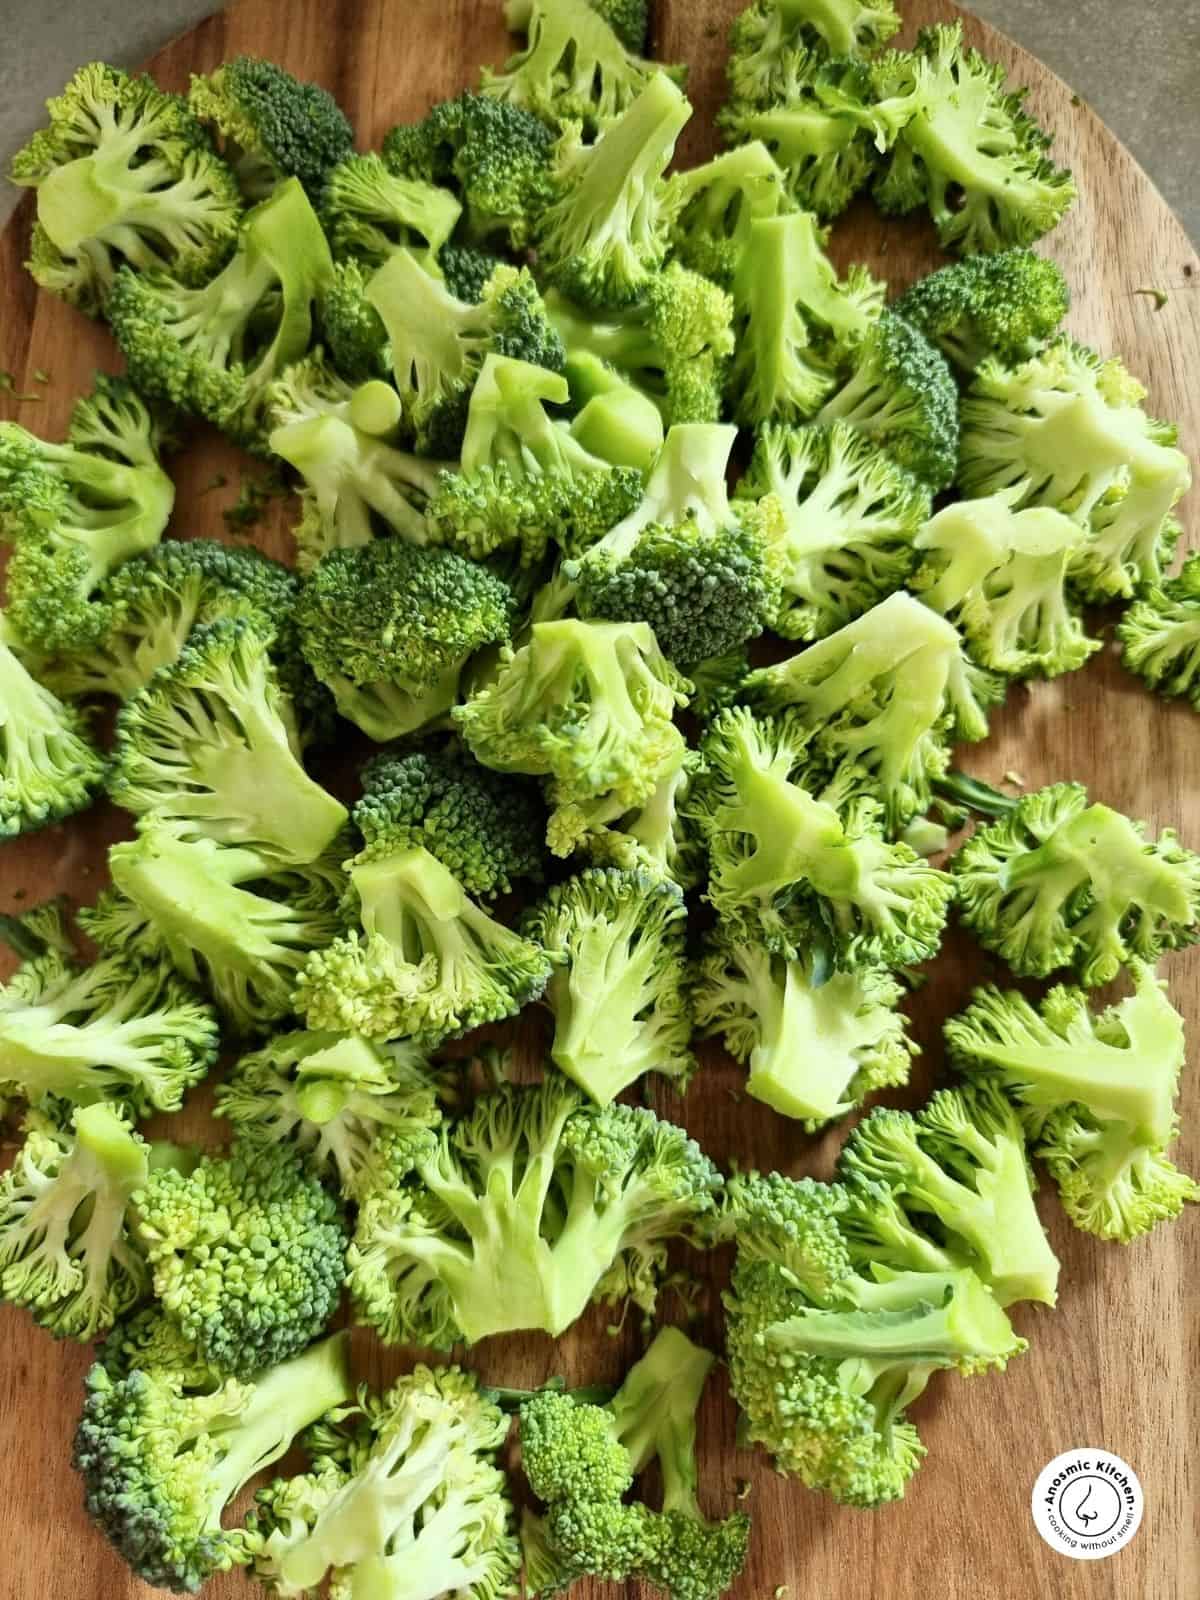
[10,61,241,315]
[946,962,1199,1241]
[686,706,955,964]
[188,57,354,201]
[319,258,391,383]
[520,1327,750,1600]
[895,249,1070,376]
[73,1328,352,1593]
[348,1076,722,1347]
[217,1031,439,1201]
[295,540,513,742]
[958,338,1192,601]
[0,377,175,651]
[664,140,789,288]
[248,1364,519,1599]
[355,743,547,899]
[564,741,704,884]
[0,900,219,1114]
[1118,553,1200,710]
[692,930,915,1127]
[736,420,929,641]
[726,0,901,104]
[107,177,334,449]
[952,781,1200,984]
[0,1102,149,1340]
[522,867,695,1105]
[319,152,463,264]
[870,22,1076,255]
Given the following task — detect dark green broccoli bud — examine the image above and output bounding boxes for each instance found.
[952,781,1200,985]
[946,962,1198,1242]
[0,899,219,1115]
[356,742,547,898]
[295,541,513,742]
[348,1077,722,1346]
[664,141,789,288]
[1118,552,1200,709]
[108,615,347,863]
[581,0,650,52]
[319,152,462,265]
[73,1329,352,1593]
[869,23,1076,255]
[895,249,1070,375]
[319,259,390,382]
[736,420,929,641]
[958,338,1191,601]
[439,243,507,303]
[0,377,175,651]
[10,62,241,316]
[383,90,556,248]
[247,1364,519,1598]
[536,73,692,311]
[106,178,334,450]
[188,56,354,201]
[727,0,900,104]
[692,929,915,1127]
[814,308,960,489]
[521,867,695,1104]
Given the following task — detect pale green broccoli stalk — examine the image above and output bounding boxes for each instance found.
[728,211,884,427]
[319,152,463,264]
[0,1103,149,1340]
[895,249,1070,376]
[295,842,552,1045]
[838,1086,1060,1307]
[10,61,241,315]
[727,0,901,103]
[692,930,915,1127]
[910,492,1099,679]
[952,781,1200,985]
[348,1077,721,1348]
[562,742,704,884]
[188,57,354,201]
[106,177,334,449]
[0,900,220,1115]
[73,1329,352,1593]
[0,377,175,652]
[247,1365,519,1599]
[1118,553,1200,710]
[563,352,666,470]
[535,72,692,311]
[743,592,1002,831]
[663,140,789,287]
[946,962,1198,1242]
[521,868,695,1105]
[869,23,1076,255]
[958,339,1191,601]
[735,420,929,641]
[686,707,955,965]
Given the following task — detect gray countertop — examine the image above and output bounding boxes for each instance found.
[1,1,1197,242]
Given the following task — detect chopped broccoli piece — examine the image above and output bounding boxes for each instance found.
[319,152,462,264]
[439,242,508,303]
[727,0,901,104]
[686,647,750,721]
[562,741,703,883]
[1118,553,1200,709]
[319,258,390,383]
[585,0,651,53]
[664,141,789,288]
[566,354,667,471]
[895,249,1070,375]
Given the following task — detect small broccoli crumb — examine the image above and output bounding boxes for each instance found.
[222,468,287,533]
[1134,286,1169,310]
[1004,771,1026,788]
[33,369,50,384]
[200,471,229,494]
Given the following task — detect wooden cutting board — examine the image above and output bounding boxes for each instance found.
[1,2,1197,1597]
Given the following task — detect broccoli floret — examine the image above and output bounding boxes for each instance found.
[952,781,1200,985]
[727,0,901,103]
[0,377,175,651]
[10,62,240,316]
[561,741,703,882]
[356,743,547,898]
[348,1076,722,1346]
[383,90,556,248]
[319,259,390,382]
[584,0,650,52]
[1118,553,1200,709]
[870,23,1076,255]
[521,868,694,1104]
[84,819,346,1034]
[692,931,915,1126]
[521,1327,750,1600]
[946,962,1198,1241]
[319,152,462,264]
[663,141,788,288]
[107,178,334,450]
[686,706,955,964]
[536,73,692,311]
[0,611,105,836]
[895,249,1070,376]
[73,1329,352,1593]
[685,648,750,722]
[958,338,1191,600]
[248,1364,519,1598]
[736,421,929,640]
[0,1102,149,1340]
[294,540,512,742]
[95,1304,218,1387]
[0,900,219,1114]
[188,56,353,201]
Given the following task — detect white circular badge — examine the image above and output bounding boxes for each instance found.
[1032,1449,1144,1560]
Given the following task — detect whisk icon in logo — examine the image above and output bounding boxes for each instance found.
[1032,1449,1144,1560]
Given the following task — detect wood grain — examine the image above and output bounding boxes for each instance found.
[1,2,1198,1597]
